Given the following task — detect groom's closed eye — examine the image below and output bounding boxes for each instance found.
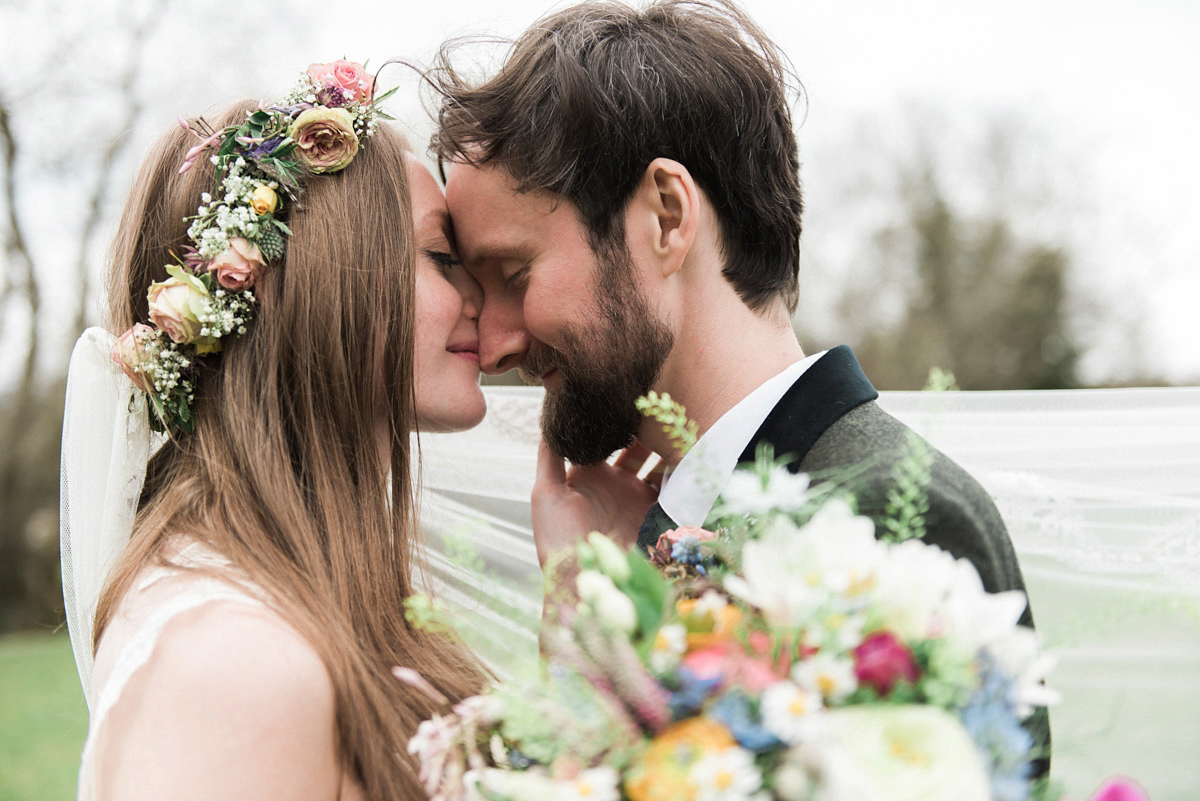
[503,262,532,289]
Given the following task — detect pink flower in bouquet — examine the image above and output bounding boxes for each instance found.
[853,630,920,697]
[306,60,374,104]
[1070,778,1150,801]
[682,633,784,694]
[209,237,265,290]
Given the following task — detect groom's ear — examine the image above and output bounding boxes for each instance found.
[630,158,698,278]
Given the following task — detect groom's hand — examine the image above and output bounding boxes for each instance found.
[532,438,662,571]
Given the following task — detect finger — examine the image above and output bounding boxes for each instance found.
[612,439,654,474]
[535,437,567,492]
[643,462,667,491]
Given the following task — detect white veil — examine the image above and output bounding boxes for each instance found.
[59,328,162,709]
[417,385,1200,801]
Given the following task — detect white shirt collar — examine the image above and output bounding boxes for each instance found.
[658,350,827,527]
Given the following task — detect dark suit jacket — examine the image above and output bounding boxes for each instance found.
[637,345,1050,777]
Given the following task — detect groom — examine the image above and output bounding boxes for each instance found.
[431,0,1047,774]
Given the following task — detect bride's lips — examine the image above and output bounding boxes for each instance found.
[447,342,479,365]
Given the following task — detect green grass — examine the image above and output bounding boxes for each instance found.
[0,630,87,801]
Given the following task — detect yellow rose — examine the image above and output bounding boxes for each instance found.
[250,184,278,214]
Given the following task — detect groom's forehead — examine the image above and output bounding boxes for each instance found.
[447,165,588,258]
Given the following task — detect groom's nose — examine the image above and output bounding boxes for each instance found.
[477,299,531,376]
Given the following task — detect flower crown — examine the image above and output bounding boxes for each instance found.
[113,60,394,436]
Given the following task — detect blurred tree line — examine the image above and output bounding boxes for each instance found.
[0,6,1162,633]
[827,161,1080,390]
[794,110,1134,391]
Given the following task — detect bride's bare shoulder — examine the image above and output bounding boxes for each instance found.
[95,598,345,801]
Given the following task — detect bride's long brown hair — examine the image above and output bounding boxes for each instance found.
[96,101,485,799]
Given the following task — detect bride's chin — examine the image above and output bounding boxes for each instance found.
[416,391,487,433]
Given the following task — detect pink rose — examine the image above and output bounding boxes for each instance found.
[306,60,374,104]
[147,275,207,345]
[209,237,265,290]
[853,630,920,697]
[288,107,359,173]
[112,323,157,393]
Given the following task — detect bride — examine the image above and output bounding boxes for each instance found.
[61,61,491,800]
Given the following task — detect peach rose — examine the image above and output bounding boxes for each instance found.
[288,107,358,173]
[112,323,157,393]
[306,60,374,104]
[209,237,265,290]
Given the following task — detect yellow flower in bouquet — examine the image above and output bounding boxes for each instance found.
[624,717,736,801]
[677,592,745,650]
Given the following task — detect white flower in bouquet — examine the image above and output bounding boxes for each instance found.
[688,746,765,801]
[939,562,1030,654]
[789,651,858,704]
[868,537,963,641]
[718,463,811,516]
[724,499,879,630]
[759,679,825,745]
[649,622,688,673]
[576,569,638,634]
[805,705,992,801]
[986,626,1062,718]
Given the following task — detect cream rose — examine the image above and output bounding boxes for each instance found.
[306,60,374,104]
[112,323,157,393]
[146,267,218,351]
[210,237,265,290]
[289,107,358,173]
[250,184,278,215]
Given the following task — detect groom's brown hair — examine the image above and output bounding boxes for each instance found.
[430,0,804,312]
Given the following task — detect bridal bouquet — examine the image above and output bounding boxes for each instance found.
[404,454,1060,801]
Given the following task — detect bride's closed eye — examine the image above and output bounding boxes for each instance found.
[424,249,463,276]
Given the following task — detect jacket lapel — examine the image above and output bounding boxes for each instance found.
[737,345,878,471]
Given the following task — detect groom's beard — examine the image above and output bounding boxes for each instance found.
[521,266,673,466]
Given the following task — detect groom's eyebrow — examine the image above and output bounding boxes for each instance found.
[464,241,536,267]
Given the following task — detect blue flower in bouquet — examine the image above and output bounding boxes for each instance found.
[962,653,1035,801]
[666,666,723,719]
[708,690,783,752]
